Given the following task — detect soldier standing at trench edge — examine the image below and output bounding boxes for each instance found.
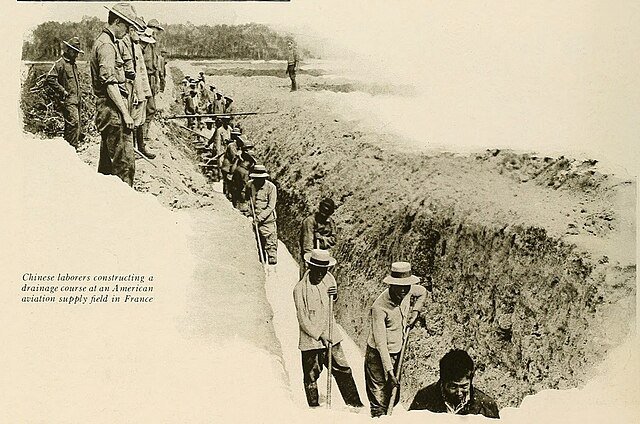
[46,36,84,150]
[286,40,299,91]
[91,3,142,186]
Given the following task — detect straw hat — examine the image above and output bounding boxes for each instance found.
[383,262,420,285]
[249,164,269,179]
[304,249,337,268]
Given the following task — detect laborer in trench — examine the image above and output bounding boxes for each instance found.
[223,95,235,126]
[364,262,427,418]
[298,198,337,279]
[208,115,232,181]
[91,2,143,186]
[221,128,243,198]
[184,83,199,129]
[133,24,156,159]
[286,39,299,91]
[409,349,500,419]
[293,249,364,409]
[46,36,84,150]
[247,165,278,265]
[212,91,226,114]
[230,149,256,215]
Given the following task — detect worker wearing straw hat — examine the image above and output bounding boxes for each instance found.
[46,36,85,150]
[91,3,143,186]
[130,18,155,159]
[247,165,278,265]
[364,262,427,417]
[293,249,364,408]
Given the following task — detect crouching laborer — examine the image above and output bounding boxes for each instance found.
[293,249,364,409]
[364,262,427,417]
[409,349,500,418]
[299,198,337,279]
[248,165,278,265]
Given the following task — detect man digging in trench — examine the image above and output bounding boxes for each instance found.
[364,261,427,417]
[293,249,364,409]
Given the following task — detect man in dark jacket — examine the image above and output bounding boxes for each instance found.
[298,198,337,278]
[46,36,84,150]
[409,349,500,419]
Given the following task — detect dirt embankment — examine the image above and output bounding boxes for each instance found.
[195,73,636,408]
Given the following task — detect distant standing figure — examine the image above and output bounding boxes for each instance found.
[299,198,337,279]
[46,36,84,150]
[158,49,167,92]
[286,40,299,91]
[248,165,278,265]
[409,349,500,419]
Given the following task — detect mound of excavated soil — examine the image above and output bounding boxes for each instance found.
[180,70,636,409]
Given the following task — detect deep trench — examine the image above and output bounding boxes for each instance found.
[168,67,635,409]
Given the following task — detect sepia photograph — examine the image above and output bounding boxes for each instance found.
[3,1,638,422]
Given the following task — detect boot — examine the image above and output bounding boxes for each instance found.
[138,125,156,159]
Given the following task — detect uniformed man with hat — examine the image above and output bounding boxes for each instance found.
[47,36,84,150]
[158,49,167,93]
[212,91,226,114]
[130,18,155,159]
[230,144,256,214]
[141,24,159,148]
[286,39,300,91]
[91,2,143,186]
[247,165,278,265]
[293,249,364,408]
[364,262,427,417]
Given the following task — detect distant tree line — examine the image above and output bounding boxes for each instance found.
[22,17,313,61]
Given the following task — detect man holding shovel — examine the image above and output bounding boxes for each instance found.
[364,262,427,417]
[293,249,364,409]
[248,165,278,266]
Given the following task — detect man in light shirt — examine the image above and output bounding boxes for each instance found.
[364,261,426,417]
[293,249,363,408]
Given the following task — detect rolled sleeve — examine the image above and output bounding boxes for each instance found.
[97,43,120,86]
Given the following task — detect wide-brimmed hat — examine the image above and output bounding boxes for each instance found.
[62,37,84,54]
[241,140,255,150]
[104,3,143,31]
[224,96,233,101]
[249,164,269,179]
[383,262,420,286]
[304,249,337,268]
[139,27,156,44]
[147,18,165,31]
[203,118,215,124]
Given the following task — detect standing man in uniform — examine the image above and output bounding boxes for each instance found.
[364,262,427,417]
[91,3,142,186]
[248,165,278,266]
[142,26,159,150]
[46,36,84,150]
[293,249,364,409]
[299,198,337,279]
[286,40,299,91]
[131,21,155,159]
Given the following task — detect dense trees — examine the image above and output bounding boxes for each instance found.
[22,18,312,61]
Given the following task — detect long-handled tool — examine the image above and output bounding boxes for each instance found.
[386,325,411,416]
[134,147,158,168]
[326,293,334,409]
[165,111,278,120]
[249,196,266,265]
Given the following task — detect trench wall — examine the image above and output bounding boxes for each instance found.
[239,113,635,408]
